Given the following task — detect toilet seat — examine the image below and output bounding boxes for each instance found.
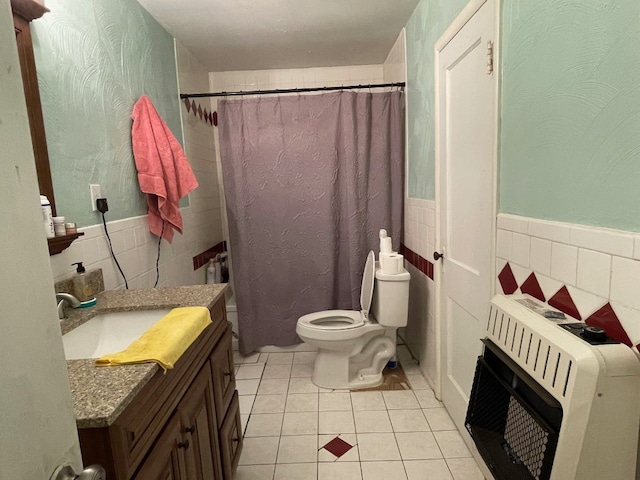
[297,251,376,332]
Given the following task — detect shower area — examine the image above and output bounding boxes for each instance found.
[187,70,406,355]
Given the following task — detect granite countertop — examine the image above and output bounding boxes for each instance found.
[63,284,227,429]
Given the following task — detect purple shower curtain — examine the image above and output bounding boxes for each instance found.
[218,90,404,354]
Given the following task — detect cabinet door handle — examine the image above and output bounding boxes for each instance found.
[185,426,195,434]
[178,439,190,450]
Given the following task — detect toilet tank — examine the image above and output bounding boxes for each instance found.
[371,266,410,327]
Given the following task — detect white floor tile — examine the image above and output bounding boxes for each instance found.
[318,433,359,462]
[282,412,318,435]
[234,464,276,480]
[262,364,293,379]
[351,391,386,411]
[404,459,453,480]
[238,395,256,415]
[244,413,284,437]
[274,462,317,480]
[276,434,318,464]
[236,364,265,380]
[446,458,485,480]
[236,379,260,396]
[258,378,290,395]
[388,409,430,432]
[239,436,279,465]
[318,461,363,480]
[423,408,456,431]
[400,361,422,375]
[252,394,286,414]
[382,391,420,409]
[354,410,393,433]
[293,351,317,364]
[319,392,352,411]
[414,389,443,409]
[433,431,471,458]
[288,377,319,394]
[396,432,443,460]
[267,352,295,365]
[285,393,318,412]
[241,414,249,434]
[319,410,355,434]
[357,433,401,461]
[234,351,261,364]
[290,363,314,378]
[361,461,408,480]
[406,374,431,390]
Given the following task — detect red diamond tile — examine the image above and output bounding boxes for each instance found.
[520,273,545,302]
[213,111,218,126]
[322,436,353,458]
[586,303,632,346]
[197,104,203,119]
[191,100,197,115]
[548,286,582,320]
[184,98,191,112]
[427,260,434,280]
[498,263,518,295]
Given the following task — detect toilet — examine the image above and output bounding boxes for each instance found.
[296,251,410,389]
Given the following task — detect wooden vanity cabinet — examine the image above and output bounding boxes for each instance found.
[77,298,242,480]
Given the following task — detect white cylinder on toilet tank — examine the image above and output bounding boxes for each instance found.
[371,267,410,327]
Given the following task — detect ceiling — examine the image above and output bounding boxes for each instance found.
[136,0,419,72]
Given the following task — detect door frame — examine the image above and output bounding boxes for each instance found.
[433,0,500,400]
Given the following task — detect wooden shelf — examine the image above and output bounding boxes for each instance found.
[48,232,84,256]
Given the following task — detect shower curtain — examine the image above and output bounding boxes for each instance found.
[218,90,404,354]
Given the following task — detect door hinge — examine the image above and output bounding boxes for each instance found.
[487,41,494,75]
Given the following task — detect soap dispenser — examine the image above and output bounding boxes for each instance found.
[71,262,96,306]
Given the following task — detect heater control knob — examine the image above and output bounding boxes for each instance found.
[581,326,607,342]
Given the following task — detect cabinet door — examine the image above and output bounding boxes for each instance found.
[210,327,236,425]
[178,363,223,480]
[133,414,186,480]
[219,392,243,480]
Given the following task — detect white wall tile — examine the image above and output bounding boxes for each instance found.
[611,303,640,346]
[610,257,640,310]
[496,229,512,261]
[550,243,578,286]
[527,219,571,244]
[530,237,551,276]
[634,236,640,260]
[570,226,635,257]
[497,214,528,234]
[576,249,611,298]
[511,233,530,268]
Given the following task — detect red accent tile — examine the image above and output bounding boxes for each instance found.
[197,104,203,119]
[203,108,208,120]
[184,98,191,112]
[586,303,632,346]
[548,286,582,320]
[520,273,545,302]
[498,263,518,295]
[213,111,218,126]
[419,256,427,275]
[322,436,353,458]
[191,100,197,115]
[427,260,434,280]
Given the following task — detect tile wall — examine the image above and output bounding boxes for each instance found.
[48,42,224,290]
[497,213,640,346]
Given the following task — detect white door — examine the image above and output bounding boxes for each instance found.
[0,3,83,478]
[435,0,497,429]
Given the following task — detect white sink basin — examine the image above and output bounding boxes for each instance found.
[62,309,171,360]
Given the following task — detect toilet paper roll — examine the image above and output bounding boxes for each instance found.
[380,253,404,275]
[379,229,393,254]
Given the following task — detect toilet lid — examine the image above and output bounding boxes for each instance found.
[360,250,375,317]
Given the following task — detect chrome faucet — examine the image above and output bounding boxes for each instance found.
[56,292,80,319]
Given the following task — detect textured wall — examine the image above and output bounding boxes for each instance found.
[405,0,468,199]
[32,0,182,227]
[500,0,640,232]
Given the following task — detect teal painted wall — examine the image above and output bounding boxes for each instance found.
[500,0,640,231]
[32,0,183,227]
[405,0,468,199]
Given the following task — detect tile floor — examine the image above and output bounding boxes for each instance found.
[232,347,485,480]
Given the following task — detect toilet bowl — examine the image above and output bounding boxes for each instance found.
[296,251,410,389]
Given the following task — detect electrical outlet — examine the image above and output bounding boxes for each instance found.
[90,184,101,211]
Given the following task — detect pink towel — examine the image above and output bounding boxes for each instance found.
[131,95,198,243]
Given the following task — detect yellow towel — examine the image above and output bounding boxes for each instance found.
[95,306,212,373]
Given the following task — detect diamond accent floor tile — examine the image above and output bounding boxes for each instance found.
[322,436,354,459]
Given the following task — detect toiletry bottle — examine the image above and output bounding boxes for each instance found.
[206,259,216,284]
[71,262,94,302]
[41,195,54,238]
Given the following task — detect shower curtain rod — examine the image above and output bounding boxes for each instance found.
[180,82,405,99]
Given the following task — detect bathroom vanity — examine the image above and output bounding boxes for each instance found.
[62,285,241,480]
